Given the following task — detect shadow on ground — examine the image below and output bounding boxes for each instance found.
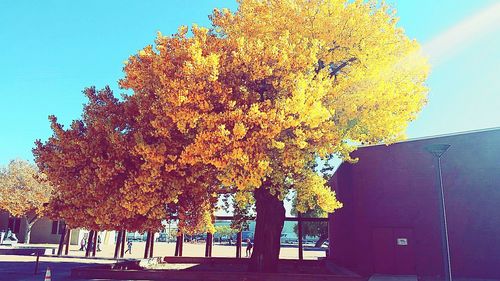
[0,260,109,281]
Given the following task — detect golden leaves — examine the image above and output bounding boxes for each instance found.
[35,0,429,231]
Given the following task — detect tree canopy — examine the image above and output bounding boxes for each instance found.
[34,0,428,265]
[0,159,53,242]
[120,0,428,213]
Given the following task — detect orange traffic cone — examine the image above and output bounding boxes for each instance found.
[44,267,51,281]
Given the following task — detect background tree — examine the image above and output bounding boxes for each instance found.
[214,225,238,244]
[120,0,428,272]
[292,203,328,247]
[0,159,52,243]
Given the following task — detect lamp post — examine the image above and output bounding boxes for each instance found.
[425,144,452,281]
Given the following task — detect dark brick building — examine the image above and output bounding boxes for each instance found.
[329,128,500,279]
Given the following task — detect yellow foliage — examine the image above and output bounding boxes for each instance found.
[36,0,428,232]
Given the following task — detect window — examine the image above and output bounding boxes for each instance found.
[8,217,21,233]
[51,220,66,235]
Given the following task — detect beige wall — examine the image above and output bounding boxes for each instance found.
[1,211,116,246]
[0,211,79,244]
[30,217,61,244]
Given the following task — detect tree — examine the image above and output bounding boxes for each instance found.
[214,225,238,243]
[119,0,428,272]
[34,86,218,235]
[0,159,52,243]
[292,203,328,247]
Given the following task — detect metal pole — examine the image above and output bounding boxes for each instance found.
[436,156,453,281]
[34,251,40,274]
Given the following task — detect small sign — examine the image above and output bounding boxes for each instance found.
[397,238,408,246]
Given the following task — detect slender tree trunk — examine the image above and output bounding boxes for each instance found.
[92,231,97,257]
[144,232,151,259]
[149,232,155,258]
[23,224,32,244]
[64,228,71,255]
[85,230,94,257]
[120,231,126,257]
[248,186,286,272]
[23,215,38,244]
[114,230,122,259]
[57,224,67,256]
[236,231,242,258]
[314,233,329,248]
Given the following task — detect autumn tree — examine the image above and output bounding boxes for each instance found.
[34,86,219,235]
[119,0,428,271]
[0,159,52,243]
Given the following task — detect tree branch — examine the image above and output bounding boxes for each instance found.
[330,57,357,77]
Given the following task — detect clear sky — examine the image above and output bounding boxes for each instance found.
[0,0,499,165]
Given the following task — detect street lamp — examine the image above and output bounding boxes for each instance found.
[425,144,452,281]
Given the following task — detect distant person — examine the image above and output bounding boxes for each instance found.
[79,237,87,251]
[125,239,132,254]
[97,235,102,252]
[0,229,5,244]
[245,238,253,257]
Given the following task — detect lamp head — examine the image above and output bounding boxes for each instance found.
[425,144,451,158]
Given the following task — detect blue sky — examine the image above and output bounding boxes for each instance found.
[0,0,499,165]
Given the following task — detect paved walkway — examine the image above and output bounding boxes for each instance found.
[24,242,325,260]
[0,255,115,281]
[0,241,325,280]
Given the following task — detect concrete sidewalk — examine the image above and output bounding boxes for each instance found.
[0,255,115,281]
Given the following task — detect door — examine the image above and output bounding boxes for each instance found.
[393,228,416,275]
[372,227,416,275]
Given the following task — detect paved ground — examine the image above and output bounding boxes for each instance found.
[29,241,326,260]
[0,255,115,281]
[0,243,326,280]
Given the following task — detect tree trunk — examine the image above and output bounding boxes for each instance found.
[23,223,32,244]
[92,231,98,257]
[114,230,122,259]
[149,232,155,258]
[64,228,71,255]
[236,231,242,258]
[144,232,151,259]
[120,231,126,258]
[23,215,38,244]
[85,230,94,257]
[57,223,67,256]
[248,186,286,272]
[314,233,328,248]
